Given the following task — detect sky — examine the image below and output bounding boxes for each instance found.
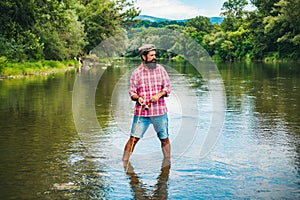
[135,0,255,20]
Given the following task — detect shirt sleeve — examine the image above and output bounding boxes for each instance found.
[161,66,171,97]
[129,70,138,97]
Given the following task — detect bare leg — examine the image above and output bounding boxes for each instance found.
[160,138,171,160]
[122,136,140,161]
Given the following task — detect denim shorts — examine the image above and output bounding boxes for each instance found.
[130,113,169,139]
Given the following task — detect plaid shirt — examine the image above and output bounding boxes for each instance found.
[129,63,171,117]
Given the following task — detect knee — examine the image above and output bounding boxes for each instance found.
[129,136,139,144]
[160,138,170,146]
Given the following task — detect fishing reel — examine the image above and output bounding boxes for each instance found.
[143,103,150,110]
[143,99,153,110]
[138,97,151,110]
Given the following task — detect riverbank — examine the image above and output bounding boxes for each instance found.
[1,57,298,80]
[0,59,80,80]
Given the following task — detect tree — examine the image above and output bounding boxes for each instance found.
[250,0,300,60]
[203,29,226,60]
[221,0,248,19]
[0,0,139,61]
[33,0,87,60]
[221,0,248,31]
[227,27,253,60]
[185,16,213,33]
[79,0,139,52]
[263,0,300,59]
[184,16,213,45]
[0,0,43,61]
[250,0,280,16]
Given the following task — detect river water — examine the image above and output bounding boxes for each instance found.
[0,60,299,199]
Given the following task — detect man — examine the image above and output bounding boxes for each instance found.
[122,44,171,162]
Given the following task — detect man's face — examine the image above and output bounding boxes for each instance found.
[146,50,156,62]
[144,50,157,69]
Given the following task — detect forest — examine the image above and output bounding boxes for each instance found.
[0,0,299,65]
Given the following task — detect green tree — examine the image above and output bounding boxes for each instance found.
[249,0,279,59]
[184,16,213,45]
[203,29,226,60]
[0,0,87,61]
[0,0,35,38]
[250,0,299,60]
[250,0,280,16]
[79,0,139,52]
[263,0,300,59]
[227,27,253,60]
[0,0,43,61]
[185,16,213,33]
[0,0,138,61]
[220,0,248,31]
[33,0,87,60]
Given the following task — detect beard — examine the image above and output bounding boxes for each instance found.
[146,58,157,69]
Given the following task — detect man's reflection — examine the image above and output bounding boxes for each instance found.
[124,159,171,200]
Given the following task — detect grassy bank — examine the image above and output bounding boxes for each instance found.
[0,58,80,79]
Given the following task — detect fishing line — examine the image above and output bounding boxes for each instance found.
[126,105,143,173]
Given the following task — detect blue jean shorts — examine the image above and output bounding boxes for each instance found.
[130,113,169,139]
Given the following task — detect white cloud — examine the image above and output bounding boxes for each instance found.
[136,0,206,20]
[135,0,256,19]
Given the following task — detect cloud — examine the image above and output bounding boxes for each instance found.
[135,0,256,19]
[136,0,206,20]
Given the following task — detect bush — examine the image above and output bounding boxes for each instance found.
[264,52,280,62]
[0,60,78,77]
[0,56,8,73]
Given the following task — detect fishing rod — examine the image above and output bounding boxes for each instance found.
[126,105,143,173]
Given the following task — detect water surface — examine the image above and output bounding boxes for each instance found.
[0,61,299,199]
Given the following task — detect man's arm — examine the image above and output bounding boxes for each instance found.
[150,91,167,103]
[131,94,145,105]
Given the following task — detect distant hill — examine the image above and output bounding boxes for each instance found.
[135,15,224,24]
[134,15,188,23]
[209,17,224,24]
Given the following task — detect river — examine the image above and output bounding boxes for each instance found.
[0,60,299,199]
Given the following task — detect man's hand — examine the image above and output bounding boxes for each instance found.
[138,97,145,105]
[150,91,166,103]
[150,94,160,103]
[131,94,144,105]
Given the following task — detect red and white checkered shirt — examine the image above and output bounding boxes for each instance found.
[129,63,171,117]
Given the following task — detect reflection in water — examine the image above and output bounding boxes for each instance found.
[0,60,299,199]
[124,159,171,200]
